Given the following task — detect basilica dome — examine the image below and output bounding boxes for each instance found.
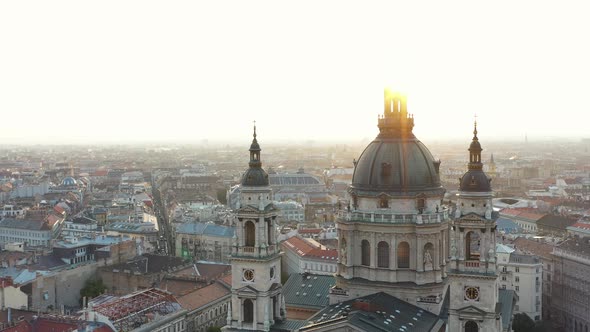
[351,93,443,195]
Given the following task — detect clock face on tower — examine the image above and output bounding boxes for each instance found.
[464,286,480,301]
[243,269,255,282]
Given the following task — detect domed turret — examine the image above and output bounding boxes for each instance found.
[351,90,443,196]
[241,123,269,187]
[61,177,77,187]
[459,121,491,192]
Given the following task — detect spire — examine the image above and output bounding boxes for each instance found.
[468,118,483,170]
[249,121,261,167]
[241,121,269,186]
[377,88,415,138]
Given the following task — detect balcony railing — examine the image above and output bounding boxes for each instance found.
[242,246,255,253]
[465,261,480,268]
[337,208,449,225]
[235,244,279,258]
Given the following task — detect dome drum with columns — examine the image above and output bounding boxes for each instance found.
[331,91,450,314]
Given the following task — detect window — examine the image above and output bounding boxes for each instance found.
[245,221,255,247]
[397,242,410,268]
[465,320,478,332]
[515,276,520,282]
[515,286,519,292]
[515,267,520,273]
[502,276,506,281]
[243,299,253,323]
[361,240,370,266]
[465,231,480,260]
[377,241,389,268]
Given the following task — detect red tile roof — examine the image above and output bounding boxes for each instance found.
[306,247,338,260]
[282,236,315,256]
[511,237,554,258]
[0,320,32,332]
[569,222,590,230]
[177,281,230,311]
[92,170,108,177]
[500,208,545,221]
[282,236,337,260]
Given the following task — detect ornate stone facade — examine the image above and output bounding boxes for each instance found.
[447,122,504,332]
[224,126,286,332]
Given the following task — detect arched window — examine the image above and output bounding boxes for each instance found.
[397,242,410,268]
[377,241,389,268]
[465,231,481,260]
[465,320,478,332]
[243,299,254,323]
[245,221,255,247]
[361,240,370,266]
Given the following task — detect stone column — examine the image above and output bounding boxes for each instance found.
[416,235,423,272]
[238,298,243,328]
[253,299,257,329]
[370,232,376,268]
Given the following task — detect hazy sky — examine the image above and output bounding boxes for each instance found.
[1,1,588,145]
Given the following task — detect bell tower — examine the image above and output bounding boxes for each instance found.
[224,124,285,332]
[448,121,502,332]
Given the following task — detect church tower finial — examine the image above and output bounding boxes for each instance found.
[468,117,483,170]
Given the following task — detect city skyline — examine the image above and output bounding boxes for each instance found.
[1,1,589,144]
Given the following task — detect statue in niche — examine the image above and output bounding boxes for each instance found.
[423,249,433,270]
[340,244,347,264]
[450,244,457,259]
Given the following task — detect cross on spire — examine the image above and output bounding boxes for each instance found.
[253,120,257,139]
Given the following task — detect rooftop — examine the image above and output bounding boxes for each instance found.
[509,253,541,265]
[282,273,334,310]
[88,288,182,332]
[107,254,188,275]
[511,237,554,258]
[0,219,49,231]
[177,281,231,311]
[175,222,234,238]
[498,289,518,331]
[301,292,443,332]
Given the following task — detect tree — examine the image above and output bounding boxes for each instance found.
[513,313,535,332]
[79,278,107,305]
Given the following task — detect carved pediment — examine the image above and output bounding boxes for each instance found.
[460,213,486,223]
[456,305,488,317]
[238,205,262,213]
[236,285,259,298]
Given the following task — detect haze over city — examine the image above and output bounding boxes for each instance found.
[1,1,590,145]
